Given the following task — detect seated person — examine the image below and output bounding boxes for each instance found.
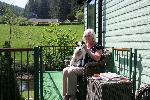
[63,29,105,100]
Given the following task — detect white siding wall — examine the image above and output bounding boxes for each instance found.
[102,0,150,88]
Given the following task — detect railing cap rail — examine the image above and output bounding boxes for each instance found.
[39,45,75,47]
[0,48,34,52]
[112,48,130,51]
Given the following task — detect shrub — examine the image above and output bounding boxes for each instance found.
[43,28,76,70]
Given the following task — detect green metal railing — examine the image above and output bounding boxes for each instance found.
[0,46,75,100]
[0,46,138,100]
[112,47,137,93]
[0,48,34,100]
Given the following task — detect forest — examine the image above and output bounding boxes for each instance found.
[0,1,24,16]
[24,0,84,21]
[0,0,85,22]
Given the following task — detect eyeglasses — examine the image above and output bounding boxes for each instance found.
[84,35,91,37]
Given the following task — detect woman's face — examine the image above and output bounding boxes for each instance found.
[84,32,93,43]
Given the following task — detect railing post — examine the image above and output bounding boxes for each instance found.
[34,47,40,100]
[39,47,44,100]
[0,52,2,100]
[133,49,137,93]
[112,47,117,73]
[129,48,132,81]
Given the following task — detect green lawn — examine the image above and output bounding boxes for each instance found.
[0,24,84,48]
[22,91,34,99]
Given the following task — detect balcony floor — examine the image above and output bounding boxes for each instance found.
[43,71,63,100]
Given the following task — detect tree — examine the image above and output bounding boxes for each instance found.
[75,10,84,22]
[0,5,16,24]
[0,1,24,17]
[67,13,76,22]
[0,5,17,43]
[24,0,37,18]
[48,0,60,18]
[24,0,83,20]
[38,0,50,18]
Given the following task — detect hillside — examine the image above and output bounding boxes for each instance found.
[0,1,24,17]
[0,0,84,21]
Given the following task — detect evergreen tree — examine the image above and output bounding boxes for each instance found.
[40,0,50,18]
[24,0,83,21]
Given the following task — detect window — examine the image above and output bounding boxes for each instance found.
[87,0,95,30]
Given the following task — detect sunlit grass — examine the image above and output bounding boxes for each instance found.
[0,24,84,48]
[22,90,34,100]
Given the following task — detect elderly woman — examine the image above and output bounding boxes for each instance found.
[63,29,105,100]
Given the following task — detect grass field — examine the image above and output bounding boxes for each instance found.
[0,24,84,48]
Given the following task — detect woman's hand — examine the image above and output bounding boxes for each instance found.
[85,48,102,61]
[84,43,102,61]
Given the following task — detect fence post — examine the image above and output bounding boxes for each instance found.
[39,47,44,100]
[34,47,40,100]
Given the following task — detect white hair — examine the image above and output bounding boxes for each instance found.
[82,29,96,43]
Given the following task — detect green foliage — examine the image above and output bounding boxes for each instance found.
[0,6,17,25]
[0,24,84,70]
[0,4,26,26]
[75,10,84,22]
[14,17,28,26]
[43,46,74,70]
[22,91,34,99]
[45,28,77,46]
[0,1,24,17]
[67,13,76,22]
[0,25,84,67]
[0,24,83,48]
[0,16,3,24]
[43,28,77,70]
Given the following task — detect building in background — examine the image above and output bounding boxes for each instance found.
[29,18,59,25]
